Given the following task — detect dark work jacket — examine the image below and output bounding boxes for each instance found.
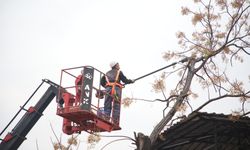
[101,68,131,87]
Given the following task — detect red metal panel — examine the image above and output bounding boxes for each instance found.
[2,133,13,142]
[57,106,121,133]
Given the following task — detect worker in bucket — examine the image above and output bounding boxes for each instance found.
[101,61,134,125]
[75,70,83,104]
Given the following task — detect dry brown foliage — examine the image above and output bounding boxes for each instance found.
[150,0,250,144]
[152,74,166,93]
[87,133,101,144]
[122,97,133,108]
[228,111,241,121]
[87,133,101,150]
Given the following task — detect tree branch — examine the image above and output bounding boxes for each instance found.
[50,123,63,150]
[194,91,250,112]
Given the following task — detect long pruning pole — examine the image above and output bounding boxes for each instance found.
[133,57,189,82]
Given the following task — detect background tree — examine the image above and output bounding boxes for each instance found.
[134,0,250,149]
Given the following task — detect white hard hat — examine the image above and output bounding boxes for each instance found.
[110,61,118,68]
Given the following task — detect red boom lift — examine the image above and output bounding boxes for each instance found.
[0,66,122,150]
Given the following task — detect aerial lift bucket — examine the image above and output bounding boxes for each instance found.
[56,66,121,135]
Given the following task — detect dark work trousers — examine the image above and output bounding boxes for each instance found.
[104,86,121,123]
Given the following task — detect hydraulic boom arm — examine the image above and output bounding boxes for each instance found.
[0,79,59,150]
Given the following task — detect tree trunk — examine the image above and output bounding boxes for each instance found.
[149,59,196,145]
[134,132,151,150]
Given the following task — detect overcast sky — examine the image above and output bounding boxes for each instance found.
[0,0,249,150]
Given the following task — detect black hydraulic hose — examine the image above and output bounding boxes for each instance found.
[133,57,189,82]
[0,80,45,137]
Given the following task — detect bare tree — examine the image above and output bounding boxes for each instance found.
[134,0,250,149]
